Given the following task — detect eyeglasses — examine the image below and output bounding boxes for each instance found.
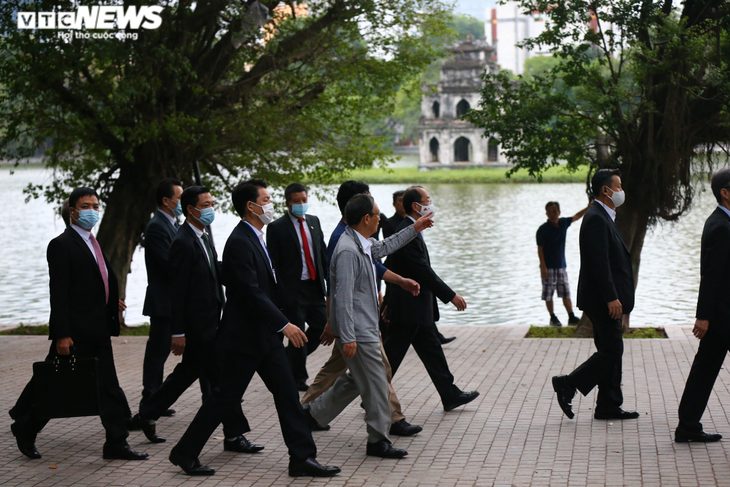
[370,212,381,219]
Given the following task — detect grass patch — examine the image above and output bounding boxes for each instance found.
[0,324,151,336]
[341,165,588,185]
[526,326,667,339]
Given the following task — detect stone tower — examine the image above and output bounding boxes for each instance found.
[418,36,501,169]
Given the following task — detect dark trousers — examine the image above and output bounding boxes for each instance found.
[678,324,729,432]
[284,280,327,383]
[383,320,461,405]
[140,315,171,408]
[568,307,624,409]
[10,339,130,448]
[172,343,316,462]
[139,338,248,438]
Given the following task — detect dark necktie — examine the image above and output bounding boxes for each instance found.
[201,233,222,302]
[89,234,109,304]
[298,218,316,280]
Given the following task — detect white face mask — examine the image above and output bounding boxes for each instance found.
[417,203,437,218]
[252,202,275,225]
[606,187,625,208]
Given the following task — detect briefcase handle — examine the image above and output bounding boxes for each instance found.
[51,346,79,372]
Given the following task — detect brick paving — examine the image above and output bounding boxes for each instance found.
[2,326,730,486]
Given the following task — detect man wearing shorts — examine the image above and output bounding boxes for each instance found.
[536,201,590,326]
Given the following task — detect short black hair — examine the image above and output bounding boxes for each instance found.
[232,178,268,217]
[69,187,99,209]
[181,186,210,217]
[392,190,405,203]
[61,199,70,227]
[711,168,730,204]
[284,183,307,202]
[591,168,621,197]
[402,186,424,216]
[545,201,560,212]
[337,180,370,215]
[345,194,375,227]
[155,177,183,206]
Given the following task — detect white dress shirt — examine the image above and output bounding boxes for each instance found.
[354,230,378,299]
[71,224,108,274]
[595,200,616,222]
[288,212,316,280]
[189,223,211,265]
[159,209,177,229]
[244,220,286,332]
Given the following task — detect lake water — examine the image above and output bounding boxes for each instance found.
[0,166,715,327]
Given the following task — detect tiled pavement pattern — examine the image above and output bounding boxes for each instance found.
[2,326,730,487]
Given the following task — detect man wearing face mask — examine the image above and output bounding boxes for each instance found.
[135,186,257,455]
[9,187,147,461]
[267,183,329,391]
[170,179,340,478]
[137,178,183,417]
[552,168,638,421]
[382,186,479,412]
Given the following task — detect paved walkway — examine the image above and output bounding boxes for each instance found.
[2,326,730,487]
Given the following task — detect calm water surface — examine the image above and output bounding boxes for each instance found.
[0,167,715,327]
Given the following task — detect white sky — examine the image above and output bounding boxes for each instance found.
[454,0,496,20]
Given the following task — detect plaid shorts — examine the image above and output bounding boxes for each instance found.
[541,268,570,301]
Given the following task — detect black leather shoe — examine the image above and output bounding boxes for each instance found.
[102,445,149,460]
[132,414,166,443]
[169,450,215,476]
[288,457,341,477]
[594,408,640,420]
[223,435,264,453]
[313,423,331,431]
[366,440,408,459]
[552,375,576,420]
[440,336,457,345]
[443,390,480,411]
[389,419,422,436]
[296,381,309,392]
[10,422,41,459]
[160,409,176,417]
[675,427,722,443]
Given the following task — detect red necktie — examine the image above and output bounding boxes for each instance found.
[298,218,316,281]
[89,234,110,304]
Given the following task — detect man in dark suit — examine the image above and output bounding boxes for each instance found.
[674,169,730,443]
[9,188,147,461]
[552,169,639,421]
[169,179,340,478]
[382,186,479,412]
[133,186,256,451]
[381,190,405,239]
[267,183,329,391]
[138,178,183,416]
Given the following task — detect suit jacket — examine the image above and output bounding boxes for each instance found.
[382,213,405,239]
[576,202,635,314]
[217,221,290,354]
[142,210,177,317]
[169,222,223,342]
[384,217,456,325]
[267,213,328,306]
[696,207,730,325]
[47,227,120,341]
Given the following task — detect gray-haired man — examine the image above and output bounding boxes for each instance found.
[303,194,433,458]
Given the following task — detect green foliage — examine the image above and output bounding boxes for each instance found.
[0,324,151,335]
[522,55,560,81]
[449,13,485,40]
[526,326,666,339]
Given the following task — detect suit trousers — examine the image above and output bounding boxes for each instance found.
[284,280,327,382]
[568,307,624,409]
[140,315,171,408]
[301,337,405,424]
[307,340,391,444]
[10,339,130,448]
[677,324,730,432]
[383,320,461,406]
[172,343,317,462]
[139,338,248,438]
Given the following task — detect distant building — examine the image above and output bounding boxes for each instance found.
[485,2,550,75]
[418,36,502,169]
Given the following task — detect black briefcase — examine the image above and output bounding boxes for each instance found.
[32,353,103,419]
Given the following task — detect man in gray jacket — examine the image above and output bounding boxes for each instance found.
[303,194,433,459]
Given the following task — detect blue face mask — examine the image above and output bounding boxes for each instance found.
[168,199,183,218]
[75,209,99,229]
[291,203,309,218]
[193,207,215,226]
